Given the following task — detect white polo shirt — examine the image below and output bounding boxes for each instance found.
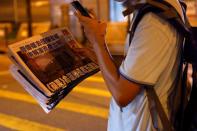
[107,0,184,131]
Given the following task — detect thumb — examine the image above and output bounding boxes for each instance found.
[100,22,107,35]
[88,9,96,19]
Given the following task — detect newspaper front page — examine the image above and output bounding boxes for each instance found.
[8,27,100,113]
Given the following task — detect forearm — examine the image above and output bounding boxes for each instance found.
[93,40,122,99]
[93,39,141,107]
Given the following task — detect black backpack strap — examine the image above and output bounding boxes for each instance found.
[146,86,174,131]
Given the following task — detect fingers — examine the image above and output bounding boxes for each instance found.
[88,9,96,18]
[74,11,107,44]
[73,47,87,53]
[74,11,107,28]
[100,22,107,35]
[74,11,92,24]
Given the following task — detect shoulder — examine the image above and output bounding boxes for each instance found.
[136,12,177,38]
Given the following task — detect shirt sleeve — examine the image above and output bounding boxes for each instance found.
[119,13,174,86]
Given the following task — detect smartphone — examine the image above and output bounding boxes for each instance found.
[71,1,91,18]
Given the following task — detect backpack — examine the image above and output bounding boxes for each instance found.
[123,0,197,131]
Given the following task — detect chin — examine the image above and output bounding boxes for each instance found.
[114,0,128,2]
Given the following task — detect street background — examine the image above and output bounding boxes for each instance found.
[0,0,197,130]
[0,54,110,131]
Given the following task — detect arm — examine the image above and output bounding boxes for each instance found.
[94,40,141,107]
[75,13,141,107]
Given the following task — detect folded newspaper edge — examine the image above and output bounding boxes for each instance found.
[10,64,51,113]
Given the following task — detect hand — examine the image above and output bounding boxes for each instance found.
[75,12,107,47]
[73,47,97,63]
[87,8,97,19]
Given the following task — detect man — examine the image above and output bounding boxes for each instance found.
[75,0,185,130]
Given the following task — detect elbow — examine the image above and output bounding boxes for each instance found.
[112,85,140,107]
[113,94,131,107]
[116,100,129,107]
[108,78,141,107]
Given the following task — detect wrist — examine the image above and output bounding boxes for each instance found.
[96,35,106,45]
[93,38,105,49]
[93,41,109,58]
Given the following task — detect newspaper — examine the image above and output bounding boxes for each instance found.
[8,27,100,113]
